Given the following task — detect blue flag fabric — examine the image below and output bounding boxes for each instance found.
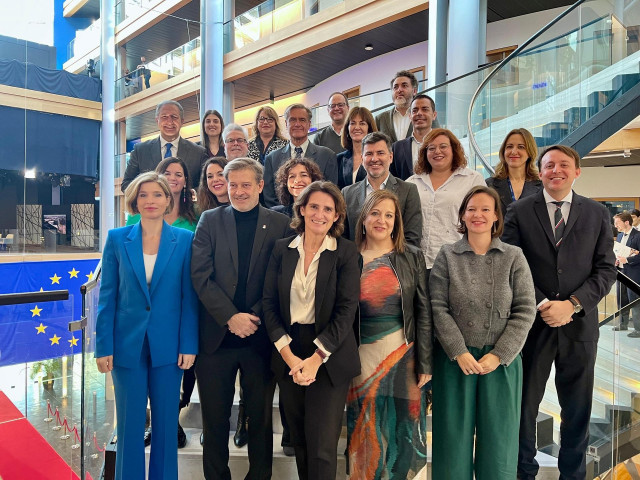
[0,258,99,367]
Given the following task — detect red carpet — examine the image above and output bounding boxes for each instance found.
[0,391,81,480]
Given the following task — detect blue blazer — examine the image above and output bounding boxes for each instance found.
[96,222,199,368]
[617,228,640,284]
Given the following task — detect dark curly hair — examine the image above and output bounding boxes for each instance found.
[155,157,197,224]
[291,181,346,237]
[274,158,323,206]
[197,157,229,213]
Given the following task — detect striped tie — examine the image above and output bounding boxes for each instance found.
[553,201,565,248]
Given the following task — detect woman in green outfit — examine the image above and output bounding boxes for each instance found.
[429,185,536,480]
[126,157,198,232]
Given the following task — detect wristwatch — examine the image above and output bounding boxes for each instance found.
[568,295,583,314]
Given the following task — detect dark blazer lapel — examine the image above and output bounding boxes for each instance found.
[124,223,151,303]
[223,208,239,275]
[151,136,162,165]
[281,244,299,331]
[533,193,556,248]
[248,207,269,279]
[306,142,318,159]
[149,222,177,294]
[315,248,337,326]
[401,139,412,177]
[563,192,582,240]
[385,174,399,195]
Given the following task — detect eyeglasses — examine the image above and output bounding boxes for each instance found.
[328,103,347,109]
[426,144,451,153]
[258,117,275,123]
[225,138,247,145]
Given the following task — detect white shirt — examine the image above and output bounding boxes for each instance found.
[406,167,486,268]
[274,234,335,360]
[410,133,423,167]
[542,189,572,230]
[160,136,180,158]
[143,253,157,285]
[365,173,390,197]
[392,108,411,141]
[619,229,631,247]
[290,139,310,158]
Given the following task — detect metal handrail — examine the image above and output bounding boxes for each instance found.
[80,260,102,295]
[599,271,640,327]
[466,0,587,173]
[0,290,68,306]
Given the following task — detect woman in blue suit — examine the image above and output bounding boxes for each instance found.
[96,171,199,480]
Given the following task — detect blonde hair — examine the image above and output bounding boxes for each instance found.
[124,172,174,216]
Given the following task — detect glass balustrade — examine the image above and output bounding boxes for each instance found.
[468,0,640,171]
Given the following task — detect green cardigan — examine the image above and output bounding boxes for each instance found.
[125,213,198,233]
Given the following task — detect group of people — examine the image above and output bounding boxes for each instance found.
[97,69,618,480]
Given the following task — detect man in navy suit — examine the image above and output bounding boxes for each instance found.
[503,145,616,480]
[263,103,338,207]
[613,212,640,335]
[390,94,437,180]
[191,158,292,479]
[121,100,208,192]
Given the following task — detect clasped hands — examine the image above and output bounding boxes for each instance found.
[227,312,261,338]
[456,352,500,376]
[538,300,574,327]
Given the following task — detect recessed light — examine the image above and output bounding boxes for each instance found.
[364,44,373,51]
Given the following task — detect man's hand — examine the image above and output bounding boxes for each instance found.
[538,300,574,327]
[227,313,260,338]
[96,355,113,373]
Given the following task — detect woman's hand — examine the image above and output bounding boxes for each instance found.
[178,354,196,370]
[96,355,113,373]
[289,355,322,387]
[478,353,500,375]
[456,352,483,375]
[417,374,432,388]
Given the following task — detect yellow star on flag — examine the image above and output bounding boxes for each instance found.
[39,287,44,292]
[50,273,61,284]
[68,268,79,278]
[68,336,79,347]
[86,271,93,280]
[30,305,43,317]
[35,323,47,334]
[50,334,61,345]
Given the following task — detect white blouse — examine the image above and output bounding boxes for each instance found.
[143,253,157,285]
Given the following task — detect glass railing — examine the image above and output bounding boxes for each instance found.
[115,0,158,24]
[535,272,640,476]
[468,0,640,171]
[67,21,101,60]
[225,0,344,52]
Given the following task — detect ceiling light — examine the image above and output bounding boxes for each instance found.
[364,44,373,51]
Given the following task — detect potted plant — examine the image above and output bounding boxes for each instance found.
[30,358,62,390]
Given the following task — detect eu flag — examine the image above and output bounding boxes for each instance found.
[0,258,99,367]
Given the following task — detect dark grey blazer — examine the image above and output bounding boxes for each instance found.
[191,205,293,354]
[341,173,422,248]
[502,190,616,342]
[374,109,413,144]
[263,142,338,207]
[485,176,542,217]
[121,136,208,192]
[390,137,414,180]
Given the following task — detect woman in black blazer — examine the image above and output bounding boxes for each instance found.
[485,128,542,215]
[336,107,377,189]
[263,181,361,480]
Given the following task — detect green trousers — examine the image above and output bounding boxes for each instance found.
[431,342,522,480]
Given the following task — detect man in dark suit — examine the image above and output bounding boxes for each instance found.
[374,70,418,144]
[313,92,348,154]
[342,132,422,247]
[121,100,208,192]
[502,145,616,480]
[390,94,437,180]
[191,158,292,480]
[613,212,640,335]
[263,103,338,207]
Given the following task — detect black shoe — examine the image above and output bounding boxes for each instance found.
[628,331,640,338]
[613,325,629,331]
[233,405,248,448]
[144,426,152,447]
[178,423,187,449]
[200,432,204,446]
[282,446,295,457]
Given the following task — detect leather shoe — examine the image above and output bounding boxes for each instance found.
[233,405,248,448]
[144,426,152,447]
[178,423,187,449]
[613,325,628,331]
[282,446,295,457]
[628,331,640,338]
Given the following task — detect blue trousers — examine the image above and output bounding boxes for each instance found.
[111,344,183,480]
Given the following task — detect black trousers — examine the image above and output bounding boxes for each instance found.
[278,324,349,480]
[517,324,596,480]
[196,346,273,480]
